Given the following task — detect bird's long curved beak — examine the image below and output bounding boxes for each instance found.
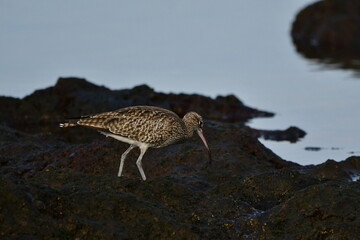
[197,129,212,164]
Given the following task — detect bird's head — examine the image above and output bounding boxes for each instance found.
[183,112,203,132]
[183,112,212,164]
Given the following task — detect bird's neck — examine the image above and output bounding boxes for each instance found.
[183,118,195,138]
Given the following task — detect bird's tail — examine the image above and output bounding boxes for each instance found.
[59,117,83,128]
[59,122,77,128]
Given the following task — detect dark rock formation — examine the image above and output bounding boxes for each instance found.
[0,77,305,142]
[0,77,273,127]
[252,181,360,240]
[248,126,306,143]
[1,78,358,239]
[291,0,360,72]
[0,123,359,239]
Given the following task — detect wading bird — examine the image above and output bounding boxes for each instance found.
[60,106,211,180]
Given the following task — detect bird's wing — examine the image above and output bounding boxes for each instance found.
[77,106,184,144]
[90,106,180,119]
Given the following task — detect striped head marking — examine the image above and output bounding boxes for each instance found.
[183,112,203,132]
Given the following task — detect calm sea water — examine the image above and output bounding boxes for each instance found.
[1,0,359,165]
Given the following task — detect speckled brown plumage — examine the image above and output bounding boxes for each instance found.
[60,105,211,180]
[79,106,189,147]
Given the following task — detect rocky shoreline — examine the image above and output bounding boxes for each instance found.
[0,77,305,143]
[0,78,359,239]
[291,0,360,72]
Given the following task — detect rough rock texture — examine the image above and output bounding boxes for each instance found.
[0,78,306,143]
[291,0,360,72]
[0,77,273,127]
[247,126,306,143]
[1,78,359,239]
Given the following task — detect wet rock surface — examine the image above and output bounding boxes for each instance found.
[291,0,360,72]
[1,79,359,239]
[247,126,306,143]
[0,77,305,143]
[0,77,272,126]
[291,0,360,73]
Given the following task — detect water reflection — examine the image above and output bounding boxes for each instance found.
[291,0,360,74]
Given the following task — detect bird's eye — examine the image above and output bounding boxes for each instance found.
[199,121,203,128]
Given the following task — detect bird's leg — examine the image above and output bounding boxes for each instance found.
[136,145,149,181]
[118,145,135,177]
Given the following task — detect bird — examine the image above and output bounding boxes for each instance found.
[59,106,211,180]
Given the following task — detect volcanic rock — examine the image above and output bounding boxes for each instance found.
[291,0,360,72]
[0,78,358,239]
